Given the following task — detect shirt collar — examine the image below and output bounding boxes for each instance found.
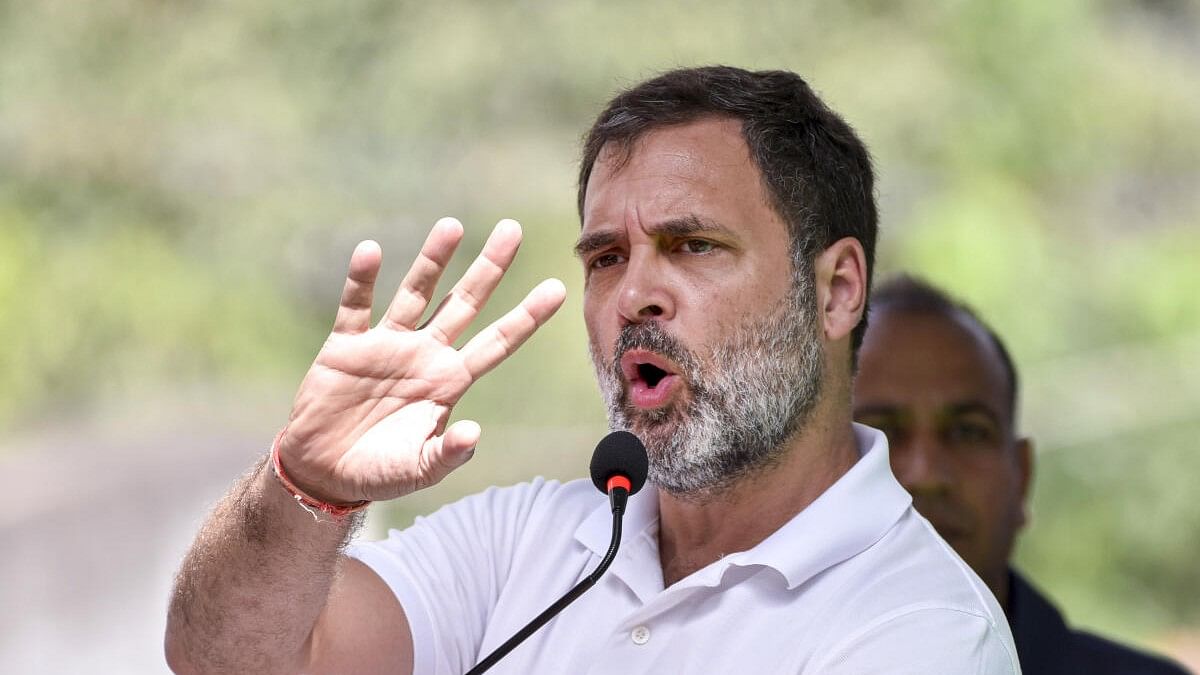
[1007,568,1070,670]
[726,423,912,589]
[574,473,664,603]
[575,474,660,559]
[574,423,911,593]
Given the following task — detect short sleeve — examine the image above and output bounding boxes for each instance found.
[346,478,562,675]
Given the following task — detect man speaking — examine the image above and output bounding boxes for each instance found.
[165,66,1019,674]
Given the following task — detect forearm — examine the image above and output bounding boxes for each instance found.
[165,457,364,674]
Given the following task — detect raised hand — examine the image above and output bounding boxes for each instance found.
[278,217,566,504]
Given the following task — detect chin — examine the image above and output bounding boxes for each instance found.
[622,419,670,451]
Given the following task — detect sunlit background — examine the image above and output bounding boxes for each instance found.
[1,1,1197,672]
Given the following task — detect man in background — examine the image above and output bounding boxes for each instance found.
[853,274,1189,675]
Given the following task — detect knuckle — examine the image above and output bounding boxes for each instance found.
[454,286,483,310]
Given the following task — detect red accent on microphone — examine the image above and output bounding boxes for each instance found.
[606,475,632,493]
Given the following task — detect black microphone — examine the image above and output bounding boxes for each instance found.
[465,431,648,675]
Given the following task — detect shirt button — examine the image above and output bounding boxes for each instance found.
[631,625,651,645]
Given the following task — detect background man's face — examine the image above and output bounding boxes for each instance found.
[852,309,1030,596]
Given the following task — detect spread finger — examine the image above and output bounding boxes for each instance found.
[382,217,464,330]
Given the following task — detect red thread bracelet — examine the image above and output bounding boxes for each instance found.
[270,428,370,519]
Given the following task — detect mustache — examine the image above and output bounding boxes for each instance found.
[612,321,695,371]
[606,322,706,418]
[614,319,691,362]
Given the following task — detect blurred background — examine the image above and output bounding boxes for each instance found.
[1,0,1197,672]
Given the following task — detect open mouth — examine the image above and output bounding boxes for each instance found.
[620,350,682,409]
[636,362,669,388]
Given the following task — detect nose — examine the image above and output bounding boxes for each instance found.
[891,433,953,496]
[616,247,675,324]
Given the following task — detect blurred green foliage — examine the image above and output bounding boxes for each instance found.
[1,0,1197,646]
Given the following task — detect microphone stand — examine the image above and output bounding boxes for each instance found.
[465,487,630,675]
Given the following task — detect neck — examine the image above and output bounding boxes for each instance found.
[656,398,860,587]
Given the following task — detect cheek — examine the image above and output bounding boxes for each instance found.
[582,286,603,327]
[582,297,612,355]
[695,270,761,304]
[960,463,1023,521]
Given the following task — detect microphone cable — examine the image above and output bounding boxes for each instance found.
[465,431,648,675]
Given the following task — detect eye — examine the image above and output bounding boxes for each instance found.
[679,239,716,254]
[856,413,906,445]
[588,252,625,270]
[945,420,996,446]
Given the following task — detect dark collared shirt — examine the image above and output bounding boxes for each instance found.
[1008,570,1191,675]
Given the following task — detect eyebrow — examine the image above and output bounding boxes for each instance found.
[853,401,1004,426]
[573,215,735,258]
[573,230,618,259]
[945,401,1003,426]
[852,404,903,419]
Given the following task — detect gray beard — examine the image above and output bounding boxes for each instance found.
[590,275,824,500]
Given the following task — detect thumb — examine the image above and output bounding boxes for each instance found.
[437,419,481,469]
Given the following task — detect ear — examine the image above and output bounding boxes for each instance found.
[814,237,868,345]
[1014,437,1035,529]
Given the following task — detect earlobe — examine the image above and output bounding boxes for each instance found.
[816,237,868,342]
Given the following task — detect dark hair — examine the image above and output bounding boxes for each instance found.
[577,65,878,356]
[871,275,1020,420]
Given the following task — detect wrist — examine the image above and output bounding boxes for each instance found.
[270,428,370,520]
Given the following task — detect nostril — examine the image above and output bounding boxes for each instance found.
[640,304,664,317]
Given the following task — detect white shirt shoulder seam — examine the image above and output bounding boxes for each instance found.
[811,604,1010,672]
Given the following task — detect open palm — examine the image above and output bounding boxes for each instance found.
[278,217,566,504]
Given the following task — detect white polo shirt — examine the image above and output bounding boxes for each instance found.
[348,424,1020,674]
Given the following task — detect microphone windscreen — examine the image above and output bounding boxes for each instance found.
[589,431,649,496]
